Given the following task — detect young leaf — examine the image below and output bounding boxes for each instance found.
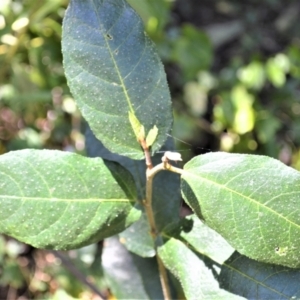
[0,149,140,250]
[62,0,173,159]
[146,125,158,147]
[157,238,245,300]
[128,110,145,143]
[181,152,300,268]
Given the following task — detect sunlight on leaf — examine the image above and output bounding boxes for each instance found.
[0,149,140,250]
[181,152,300,268]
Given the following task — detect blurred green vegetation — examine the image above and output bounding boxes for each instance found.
[130,0,300,164]
[1,0,300,298]
[0,0,84,156]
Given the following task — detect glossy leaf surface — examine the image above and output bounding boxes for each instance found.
[0,149,140,250]
[62,0,172,159]
[181,152,300,268]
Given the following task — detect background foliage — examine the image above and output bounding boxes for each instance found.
[0,0,300,298]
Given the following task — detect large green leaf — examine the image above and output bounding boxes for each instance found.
[62,0,172,159]
[157,238,244,300]
[181,152,300,268]
[0,149,140,250]
[219,252,300,299]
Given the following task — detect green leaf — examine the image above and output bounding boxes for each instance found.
[237,61,266,90]
[146,125,158,147]
[62,0,172,159]
[157,238,245,300]
[181,152,300,268]
[128,110,145,143]
[126,0,173,34]
[119,212,155,257]
[171,24,212,79]
[102,236,164,299]
[219,252,300,299]
[266,55,289,88]
[0,149,140,250]
[164,214,234,265]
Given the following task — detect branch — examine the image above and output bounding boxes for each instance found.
[49,250,106,299]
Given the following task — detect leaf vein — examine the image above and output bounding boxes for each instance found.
[92,0,134,113]
[183,171,300,230]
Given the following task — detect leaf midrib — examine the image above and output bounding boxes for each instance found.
[92,0,134,113]
[222,261,289,296]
